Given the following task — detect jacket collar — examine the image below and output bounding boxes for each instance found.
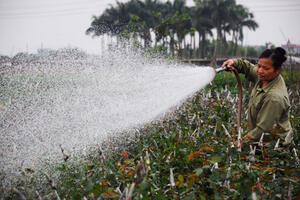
[256,75,281,93]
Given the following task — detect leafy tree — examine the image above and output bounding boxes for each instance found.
[202,0,236,61]
[228,4,258,55]
[192,1,213,58]
[86,0,258,59]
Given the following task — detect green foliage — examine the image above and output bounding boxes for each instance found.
[223,42,261,58]
[86,0,259,58]
[281,70,300,88]
[245,46,260,57]
[4,71,299,199]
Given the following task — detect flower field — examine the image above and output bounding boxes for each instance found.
[2,71,299,199]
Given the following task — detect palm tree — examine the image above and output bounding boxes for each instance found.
[192,2,213,58]
[170,0,193,57]
[86,0,258,59]
[154,0,192,57]
[88,0,167,48]
[126,0,158,47]
[86,2,130,37]
[206,0,236,61]
[229,5,258,55]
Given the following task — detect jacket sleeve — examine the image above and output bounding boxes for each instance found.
[233,59,257,83]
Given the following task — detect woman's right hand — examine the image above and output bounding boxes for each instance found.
[222,59,235,71]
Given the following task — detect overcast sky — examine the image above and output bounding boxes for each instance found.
[0,0,299,56]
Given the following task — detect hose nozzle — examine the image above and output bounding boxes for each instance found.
[215,66,227,73]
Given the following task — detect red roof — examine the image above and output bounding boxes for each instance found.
[282,44,300,48]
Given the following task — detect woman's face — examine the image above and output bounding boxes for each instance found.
[256,58,280,82]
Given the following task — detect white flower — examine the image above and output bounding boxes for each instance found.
[285,130,293,144]
[252,192,258,200]
[258,133,265,147]
[170,168,175,187]
[274,139,280,150]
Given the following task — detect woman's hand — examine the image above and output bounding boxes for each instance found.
[222,59,235,71]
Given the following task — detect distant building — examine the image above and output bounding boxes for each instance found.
[281,40,300,55]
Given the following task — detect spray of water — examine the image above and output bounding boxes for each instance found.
[0,44,215,183]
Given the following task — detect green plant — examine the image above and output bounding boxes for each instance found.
[2,72,299,199]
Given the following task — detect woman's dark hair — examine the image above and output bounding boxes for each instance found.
[259,47,287,70]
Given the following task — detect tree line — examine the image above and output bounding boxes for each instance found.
[86,0,259,59]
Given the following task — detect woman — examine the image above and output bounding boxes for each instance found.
[222,47,292,144]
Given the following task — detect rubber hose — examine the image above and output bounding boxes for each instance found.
[231,68,243,133]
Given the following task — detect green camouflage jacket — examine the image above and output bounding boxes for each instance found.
[233,59,292,143]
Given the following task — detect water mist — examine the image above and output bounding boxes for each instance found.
[0,44,215,183]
